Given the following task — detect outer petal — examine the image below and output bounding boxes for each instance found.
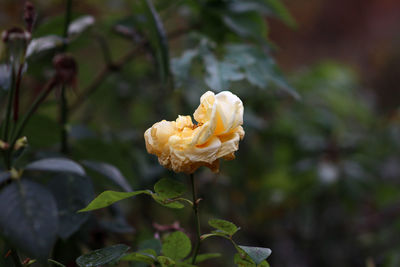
[214,91,244,135]
[216,126,245,159]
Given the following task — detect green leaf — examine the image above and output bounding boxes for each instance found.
[171,49,199,87]
[157,256,175,267]
[76,244,130,267]
[0,180,58,261]
[234,253,255,267]
[142,0,170,82]
[225,44,300,99]
[120,249,156,264]
[209,219,239,236]
[48,174,94,239]
[238,246,272,265]
[222,12,267,40]
[162,231,192,260]
[227,0,296,28]
[154,178,186,200]
[262,0,296,27]
[79,190,151,212]
[82,160,132,192]
[139,238,162,255]
[203,53,245,91]
[25,157,86,176]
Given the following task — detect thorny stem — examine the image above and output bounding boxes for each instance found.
[191,173,201,264]
[60,0,72,154]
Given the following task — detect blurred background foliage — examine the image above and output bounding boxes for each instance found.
[1,0,400,266]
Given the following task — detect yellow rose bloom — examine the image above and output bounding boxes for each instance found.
[144,91,245,174]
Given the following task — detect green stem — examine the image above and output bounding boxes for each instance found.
[190,173,201,264]
[3,68,16,169]
[3,68,16,142]
[9,79,57,154]
[13,63,24,123]
[60,0,72,154]
[60,86,68,154]
[10,248,22,267]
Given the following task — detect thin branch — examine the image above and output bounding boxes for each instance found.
[69,27,191,114]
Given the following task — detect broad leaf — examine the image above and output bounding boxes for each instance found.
[26,35,64,58]
[25,158,86,176]
[204,53,245,91]
[152,194,185,209]
[209,219,239,236]
[162,231,191,260]
[225,44,300,99]
[238,246,272,265]
[76,244,130,267]
[154,178,186,200]
[82,160,132,192]
[48,174,94,239]
[79,190,151,212]
[0,180,58,260]
[139,238,162,255]
[171,49,199,87]
[222,12,267,40]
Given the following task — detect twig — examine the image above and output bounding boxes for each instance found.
[69,27,191,114]
[60,0,72,154]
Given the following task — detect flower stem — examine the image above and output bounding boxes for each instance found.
[10,248,22,267]
[60,0,72,154]
[9,78,57,155]
[60,86,68,154]
[3,67,16,143]
[190,173,201,264]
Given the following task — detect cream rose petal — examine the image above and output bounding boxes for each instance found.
[214,91,244,135]
[144,90,244,174]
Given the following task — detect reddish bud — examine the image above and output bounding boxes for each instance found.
[53,54,78,88]
[24,1,36,33]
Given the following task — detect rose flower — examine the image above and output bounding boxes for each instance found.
[144,91,244,174]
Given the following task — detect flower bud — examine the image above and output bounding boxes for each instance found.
[0,140,10,150]
[10,168,22,180]
[1,27,31,70]
[53,53,78,87]
[24,1,36,33]
[14,136,28,151]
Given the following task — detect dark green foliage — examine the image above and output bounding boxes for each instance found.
[0,180,58,261]
[76,244,130,267]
